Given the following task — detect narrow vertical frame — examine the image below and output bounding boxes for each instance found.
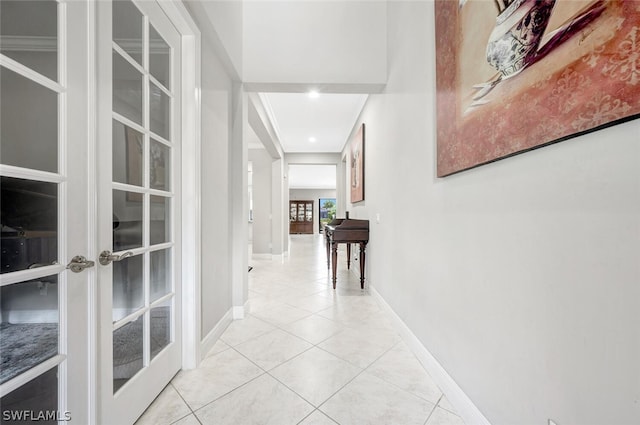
[57,0,69,417]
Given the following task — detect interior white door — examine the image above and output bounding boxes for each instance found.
[0,0,91,423]
[96,1,182,423]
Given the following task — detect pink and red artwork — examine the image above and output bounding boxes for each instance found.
[435,0,640,176]
[350,124,365,203]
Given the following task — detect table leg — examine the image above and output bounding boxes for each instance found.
[325,234,330,269]
[359,242,366,289]
[346,243,351,270]
[331,241,338,289]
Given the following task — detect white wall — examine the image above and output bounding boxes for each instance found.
[345,2,640,424]
[249,148,273,254]
[271,158,285,256]
[242,1,387,90]
[197,23,235,340]
[184,0,242,79]
[290,189,337,234]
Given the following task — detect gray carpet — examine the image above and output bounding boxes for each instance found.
[0,322,58,385]
[2,308,169,392]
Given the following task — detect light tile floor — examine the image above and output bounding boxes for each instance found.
[136,235,466,425]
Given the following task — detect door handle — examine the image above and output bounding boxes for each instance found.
[99,250,133,266]
[66,256,95,273]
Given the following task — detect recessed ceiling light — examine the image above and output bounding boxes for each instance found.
[308,90,320,99]
[309,137,317,143]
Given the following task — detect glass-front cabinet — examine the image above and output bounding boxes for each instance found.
[289,200,313,234]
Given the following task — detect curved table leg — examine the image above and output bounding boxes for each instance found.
[325,234,331,269]
[331,241,338,289]
[359,242,366,289]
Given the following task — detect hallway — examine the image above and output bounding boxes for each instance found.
[136,235,466,425]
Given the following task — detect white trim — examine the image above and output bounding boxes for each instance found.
[113,309,146,331]
[370,286,492,425]
[0,54,65,93]
[272,253,286,261]
[200,308,233,360]
[148,188,174,198]
[112,181,146,193]
[156,0,202,371]
[0,265,65,287]
[252,253,272,260]
[0,165,66,183]
[232,306,246,320]
[149,76,173,98]
[113,111,147,135]
[149,242,173,252]
[112,42,145,75]
[0,355,65,398]
[87,4,98,422]
[150,133,173,148]
[58,27,69,415]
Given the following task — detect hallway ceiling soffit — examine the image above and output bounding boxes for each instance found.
[259,92,368,154]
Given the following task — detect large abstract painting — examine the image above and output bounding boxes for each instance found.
[435,0,640,177]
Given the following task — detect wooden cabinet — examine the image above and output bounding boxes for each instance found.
[289,200,313,234]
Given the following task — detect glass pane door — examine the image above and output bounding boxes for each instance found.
[97,1,181,422]
[1,0,74,420]
[110,0,175,393]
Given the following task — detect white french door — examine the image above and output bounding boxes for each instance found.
[0,0,91,423]
[95,1,182,424]
[0,1,184,423]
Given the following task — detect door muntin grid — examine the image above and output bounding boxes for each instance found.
[0,0,66,416]
[110,0,175,393]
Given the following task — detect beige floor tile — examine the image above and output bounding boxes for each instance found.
[171,349,263,410]
[246,296,287,315]
[298,410,339,425]
[170,235,465,425]
[171,414,201,425]
[281,314,345,345]
[204,339,230,358]
[426,407,466,425]
[367,342,442,404]
[234,328,313,371]
[270,347,362,406]
[135,384,191,425]
[437,395,459,415]
[283,293,336,313]
[251,303,314,326]
[320,372,435,425]
[195,374,313,425]
[219,315,275,347]
[318,327,398,368]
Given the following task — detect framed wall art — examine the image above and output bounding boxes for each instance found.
[350,123,365,203]
[435,0,640,177]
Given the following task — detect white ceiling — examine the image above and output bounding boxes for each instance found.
[288,164,336,189]
[262,92,368,153]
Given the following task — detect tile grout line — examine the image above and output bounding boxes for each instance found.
[312,339,398,414]
[423,394,445,425]
[167,381,203,425]
[207,238,440,424]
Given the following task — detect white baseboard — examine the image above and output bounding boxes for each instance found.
[252,253,272,260]
[370,286,492,425]
[232,305,245,319]
[200,308,233,360]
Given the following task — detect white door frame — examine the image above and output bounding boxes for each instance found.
[156,1,203,372]
[87,1,202,423]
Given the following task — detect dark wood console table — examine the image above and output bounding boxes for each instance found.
[324,218,370,289]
